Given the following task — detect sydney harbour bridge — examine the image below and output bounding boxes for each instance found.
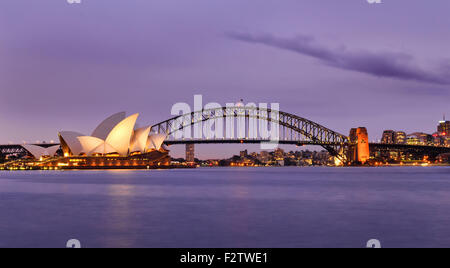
[1,106,449,164]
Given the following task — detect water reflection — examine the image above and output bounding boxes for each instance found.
[104,184,137,248]
[0,167,449,247]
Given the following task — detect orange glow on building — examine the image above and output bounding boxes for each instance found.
[349,127,370,164]
[356,127,370,163]
[34,150,171,170]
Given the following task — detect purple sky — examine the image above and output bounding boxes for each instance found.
[0,0,449,159]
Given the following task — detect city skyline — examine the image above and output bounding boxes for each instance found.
[0,0,449,159]
[1,107,447,160]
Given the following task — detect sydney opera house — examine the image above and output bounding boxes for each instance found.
[25,112,170,169]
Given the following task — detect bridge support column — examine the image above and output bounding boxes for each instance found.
[349,127,370,164]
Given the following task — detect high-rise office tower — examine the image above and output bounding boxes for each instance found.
[381,130,395,144]
[186,144,195,163]
[438,116,450,136]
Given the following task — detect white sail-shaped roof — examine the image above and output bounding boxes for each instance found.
[58,112,149,157]
[147,133,167,151]
[23,145,44,159]
[91,112,126,140]
[130,126,151,153]
[88,142,118,156]
[59,131,85,156]
[23,145,60,159]
[77,136,108,155]
[45,145,61,157]
[105,113,139,156]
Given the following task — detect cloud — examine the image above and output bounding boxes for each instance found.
[228,32,450,85]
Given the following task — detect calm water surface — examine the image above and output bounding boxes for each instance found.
[0,167,449,248]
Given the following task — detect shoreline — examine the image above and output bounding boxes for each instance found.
[1,164,448,171]
[0,165,196,171]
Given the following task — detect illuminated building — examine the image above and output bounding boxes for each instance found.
[274,148,285,160]
[381,130,395,144]
[438,117,450,136]
[394,131,407,144]
[258,151,270,163]
[40,150,170,169]
[381,130,406,145]
[186,144,195,163]
[59,112,167,157]
[407,132,433,146]
[406,136,421,145]
[434,115,449,146]
[54,112,170,168]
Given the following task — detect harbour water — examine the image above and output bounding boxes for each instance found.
[0,167,449,248]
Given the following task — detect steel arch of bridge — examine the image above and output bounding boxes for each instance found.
[0,144,58,159]
[151,106,349,159]
[0,145,30,156]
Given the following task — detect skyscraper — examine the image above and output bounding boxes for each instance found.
[438,116,450,136]
[382,130,395,144]
[186,144,195,163]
